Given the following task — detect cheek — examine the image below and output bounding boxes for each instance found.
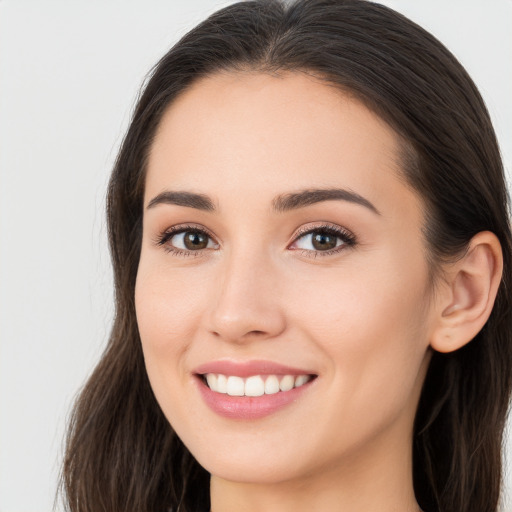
[289,249,431,425]
[291,250,429,348]
[134,258,208,396]
[135,261,205,348]
[134,258,215,434]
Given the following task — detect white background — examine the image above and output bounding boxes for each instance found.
[0,1,510,511]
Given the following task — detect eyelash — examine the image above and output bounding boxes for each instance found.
[153,222,357,259]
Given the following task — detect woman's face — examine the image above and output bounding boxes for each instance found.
[136,71,435,485]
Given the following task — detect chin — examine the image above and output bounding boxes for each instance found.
[198,453,307,485]
[174,428,308,485]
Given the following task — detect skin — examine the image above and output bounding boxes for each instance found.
[135,70,455,512]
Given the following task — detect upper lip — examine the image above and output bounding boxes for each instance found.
[194,359,317,378]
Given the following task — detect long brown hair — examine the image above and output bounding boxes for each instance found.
[60,1,512,511]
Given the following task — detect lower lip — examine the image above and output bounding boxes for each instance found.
[195,376,316,420]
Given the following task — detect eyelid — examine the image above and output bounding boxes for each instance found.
[292,222,352,239]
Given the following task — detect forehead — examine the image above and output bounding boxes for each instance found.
[145,70,420,221]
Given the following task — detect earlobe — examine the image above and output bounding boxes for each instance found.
[430,231,503,354]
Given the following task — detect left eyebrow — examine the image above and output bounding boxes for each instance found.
[272,188,381,215]
[145,187,380,215]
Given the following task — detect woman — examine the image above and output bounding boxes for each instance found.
[60,1,512,511]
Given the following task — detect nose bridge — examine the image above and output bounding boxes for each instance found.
[207,241,286,343]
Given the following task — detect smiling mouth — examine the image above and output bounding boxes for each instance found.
[199,373,317,397]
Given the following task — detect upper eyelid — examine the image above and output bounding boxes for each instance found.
[161,223,217,240]
[293,222,352,237]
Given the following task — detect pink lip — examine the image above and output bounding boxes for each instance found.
[193,359,318,420]
[195,376,316,420]
[193,359,315,378]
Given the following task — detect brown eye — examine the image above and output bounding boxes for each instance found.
[289,224,356,257]
[157,226,219,254]
[183,231,209,250]
[311,232,338,251]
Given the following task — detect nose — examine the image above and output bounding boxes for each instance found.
[206,248,287,344]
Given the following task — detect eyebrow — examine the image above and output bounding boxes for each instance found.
[146,188,380,215]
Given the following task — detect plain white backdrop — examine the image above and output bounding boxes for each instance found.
[0,1,510,511]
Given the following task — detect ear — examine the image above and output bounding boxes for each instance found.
[430,231,503,353]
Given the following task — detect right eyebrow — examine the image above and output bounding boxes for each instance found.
[146,190,215,212]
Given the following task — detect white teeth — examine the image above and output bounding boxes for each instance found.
[295,375,309,387]
[264,375,280,395]
[204,373,313,395]
[226,376,245,396]
[279,375,295,392]
[245,375,265,397]
[206,373,217,390]
[216,374,227,393]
